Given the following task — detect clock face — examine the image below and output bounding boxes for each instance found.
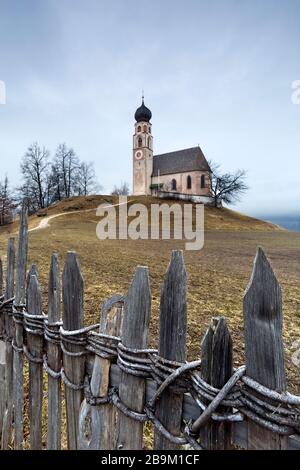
[135,151,143,160]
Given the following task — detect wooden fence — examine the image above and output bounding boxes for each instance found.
[0,203,300,451]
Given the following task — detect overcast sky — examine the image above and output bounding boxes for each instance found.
[0,0,299,217]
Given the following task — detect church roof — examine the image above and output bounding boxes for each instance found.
[152,146,211,176]
[135,98,152,123]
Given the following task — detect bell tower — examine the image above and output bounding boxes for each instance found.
[133,96,153,195]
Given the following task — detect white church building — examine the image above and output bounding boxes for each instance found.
[132,97,214,204]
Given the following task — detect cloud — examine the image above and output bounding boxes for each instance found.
[0,0,299,216]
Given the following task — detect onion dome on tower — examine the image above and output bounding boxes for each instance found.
[134,96,152,123]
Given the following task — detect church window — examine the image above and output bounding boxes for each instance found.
[138,137,142,148]
[143,125,147,132]
[187,175,192,189]
[148,137,151,148]
[201,174,206,188]
[171,179,177,191]
[137,126,141,132]
[149,127,151,134]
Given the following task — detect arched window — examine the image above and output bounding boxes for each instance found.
[143,125,147,132]
[201,174,206,189]
[137,125,141,132]
[148,137,151,148]
[149,127,151,134]
[171,179,177,191]
[187,175,192,189]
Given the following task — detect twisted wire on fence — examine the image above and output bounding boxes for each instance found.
[1,297,300,449]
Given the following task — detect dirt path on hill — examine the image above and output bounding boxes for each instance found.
[28,209,95,232]
[29,199,132,232]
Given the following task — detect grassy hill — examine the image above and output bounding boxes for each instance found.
[32,194,287,232]
[0,195,299,393]
[0,194,284,236]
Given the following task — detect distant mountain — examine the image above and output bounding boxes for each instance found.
[261,215,300,232]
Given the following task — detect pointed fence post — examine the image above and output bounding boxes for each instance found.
[154,250,187,450]
[79,294,124,449]
[46,254,62,450]
[15,201,28,306]
[200,317,233,449]
[26,273,44,449]
[116,267,151,450]
[62,252,85,450]
[6,238,15,301]
[1,237,15,449]
[26,264,38,307]
[13,202,28,449]
[243,247,287,450]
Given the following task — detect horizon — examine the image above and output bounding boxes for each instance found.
[0,0,300,218]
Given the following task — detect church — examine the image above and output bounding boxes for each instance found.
[132,97,214,204]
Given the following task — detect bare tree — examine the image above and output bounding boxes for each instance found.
[0,176,16,225]
[111,181,130,196]
[208,161,248,207]
[19,142,101,208]
[76,161,100,196]
[20,142,50,210]
[54,143,80,199]
[47,164,62,203]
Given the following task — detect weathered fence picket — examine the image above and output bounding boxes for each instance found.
[0,258,2,292]
[79,294,124,449]
[0,257,4,437]
[26,273,44,449]
[5,238,15,301]
[0,209,300,451]
[1,237,15,449]
[116,267,151,450]
[244,247,287,450]
[26,264,38,307]
[46,254,62,450]
[200,317,233,449]
[154,251,187,450]
[62,252,85,450]
[13,202,28,449]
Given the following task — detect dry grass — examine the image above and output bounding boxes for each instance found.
[0,196,299,448]
[0,194,285,237]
